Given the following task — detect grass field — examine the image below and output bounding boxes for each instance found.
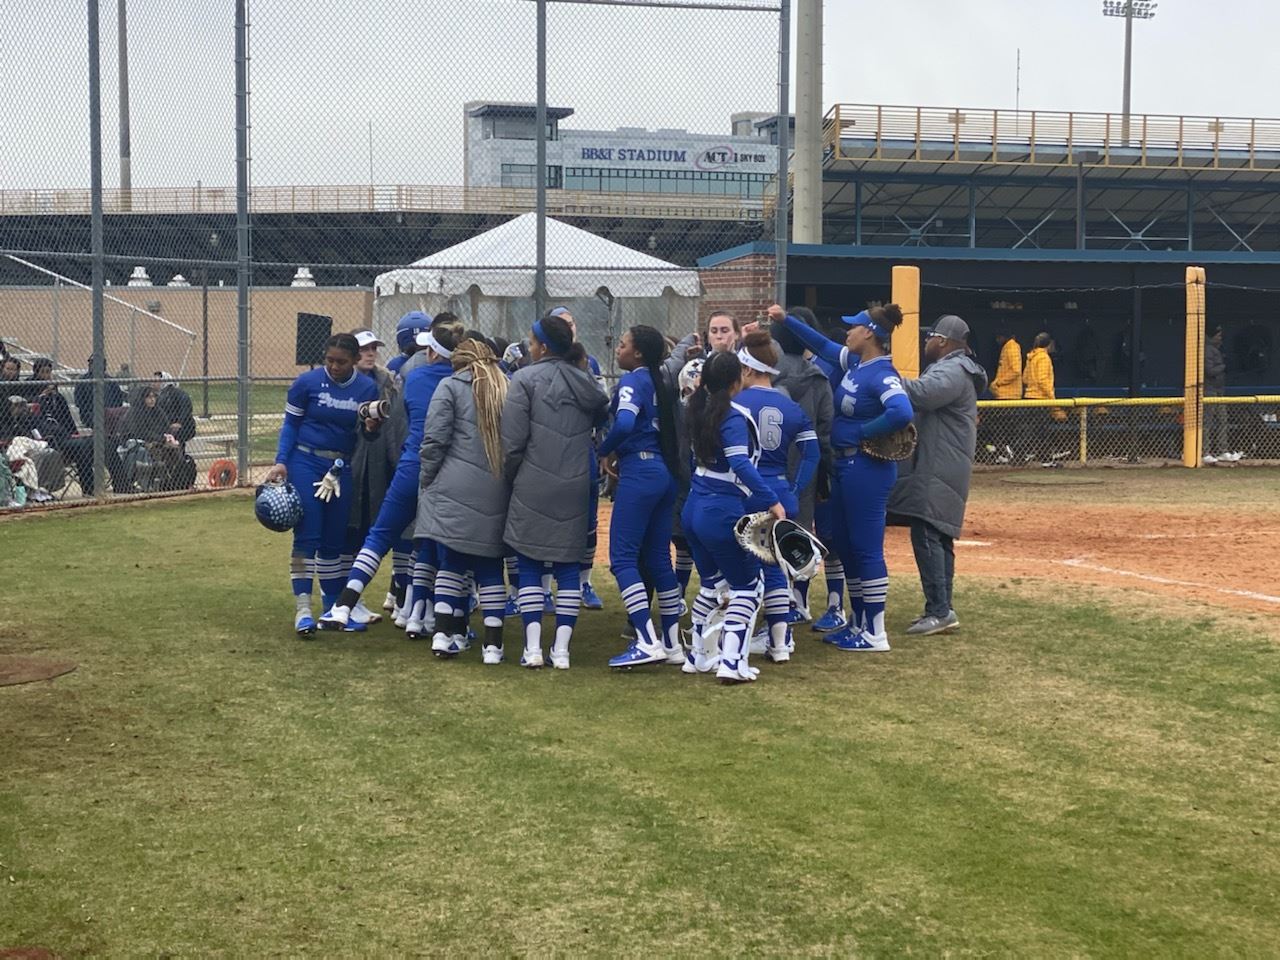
[2,477,1279,956]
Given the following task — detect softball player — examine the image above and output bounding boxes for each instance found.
[779,307,913,651]
[501,314,609,668]
[387,311,431,378]
[600,325,685,669]
[266,333,380,635]
[415,339,511,662]
[317,320,464,634]
[732,331,819,662]
[681,350,785,684]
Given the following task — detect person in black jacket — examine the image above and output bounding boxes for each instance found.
[73,356,127,431]
[151,372,197,443]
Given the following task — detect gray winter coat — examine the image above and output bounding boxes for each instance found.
[415,371,508,557]
[502,356,609,562]
[1205,340,1226,393]
[888,349,989,539]
[348,366,405,530]
[773,351,834,529]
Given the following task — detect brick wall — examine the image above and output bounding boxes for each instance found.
[697,252,776,328]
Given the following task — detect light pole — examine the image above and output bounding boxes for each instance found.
[202,231,219,418]
[1102,0,1158,147]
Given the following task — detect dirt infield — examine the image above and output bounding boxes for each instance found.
[907,471,1280,615]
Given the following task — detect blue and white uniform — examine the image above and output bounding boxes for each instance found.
[735,384,819,648]
[680,402,780,677]
[781,313,914,645]
[599,366,681,660]
[342,357,453,627]
[275,367,379,606]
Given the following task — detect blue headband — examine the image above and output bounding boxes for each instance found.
[532,319,565,355]
[843,310,888,341]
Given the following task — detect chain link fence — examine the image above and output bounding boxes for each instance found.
[2,0,786,509]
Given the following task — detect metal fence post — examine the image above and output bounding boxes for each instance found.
[88,0,107,500]
[1079,406,1088,463]
[235,0,251,483]
[774,0,791,305]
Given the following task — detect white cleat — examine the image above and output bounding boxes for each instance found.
[549,649,571,670]
[716,658,758,684]
[431,631,454,655]
[382,591,397,612]
[482,645,505,665]
[351,600,382,625]
[765,642,791,663]
[405,616,427,640]
[682,648,720,674]
[520,648,545,669]
[393,608,409,630]
[318,604,350,631]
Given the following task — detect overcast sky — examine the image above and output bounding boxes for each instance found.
[1,0,1275,191]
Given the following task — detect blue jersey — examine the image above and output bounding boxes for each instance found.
[597,367,661,459]
[734,385,818,481]
[398,359,453,466]
[276,367,379,464]
[689,402,776,503]
[832,355,911,450]
[387,353,410,377]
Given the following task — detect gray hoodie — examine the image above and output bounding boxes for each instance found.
[773,350,834,529]
[501,356,609,562]
[348,366,405,531]
[888,350,990,538]
[415,370,508,557]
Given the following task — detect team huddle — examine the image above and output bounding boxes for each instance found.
[257,303,917,684]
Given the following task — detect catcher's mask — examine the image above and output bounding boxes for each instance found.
[733,512,827,581]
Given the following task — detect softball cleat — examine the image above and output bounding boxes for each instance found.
[382,591,397,612]
[608,640,666,669]
[580,582,604,610]
[716,658,758,684]
[294,610,317,637]
[317,605,349,632]
[481,645,505,665]
[811,607,847,633]
[549,648,571,670]
[520,648,545,669]
[350,600,382,626]
[834,630,890,652]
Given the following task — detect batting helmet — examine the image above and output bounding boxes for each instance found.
[395,311,433,352]
[254,481,304,532]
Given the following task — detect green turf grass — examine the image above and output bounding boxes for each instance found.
[2,495,1278,956]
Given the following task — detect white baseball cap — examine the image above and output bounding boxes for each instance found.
[354,330,384,349]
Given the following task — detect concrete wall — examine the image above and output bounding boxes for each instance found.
[0,286,373,379]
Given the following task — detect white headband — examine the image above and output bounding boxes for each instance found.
[738,347,779,376]
[424,331,453,359]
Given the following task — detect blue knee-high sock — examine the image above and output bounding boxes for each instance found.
[391,549,411,590]
[516,555,546,651]
[317,553,345,607]
[552,563,581,652]
[826,557,846,612]
[764,586,791,647]
[410,554,436,622]
[656,586,682,649]
[618,577,660,646]
[433,569,470,620]
[861,575,889,637]
[346,546,383,593]
[290,553,313,598]
[721,586,761,665]
[690,585,720,653]
[847,577,864,633]
[674,544,694,596]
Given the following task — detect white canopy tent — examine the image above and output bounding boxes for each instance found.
[373,214,702,371]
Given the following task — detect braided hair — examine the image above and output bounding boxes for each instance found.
[628,325,679,474]
[451,338,508,476]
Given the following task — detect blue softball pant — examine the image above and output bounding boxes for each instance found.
[287,449,354,558]
[829,452,896,585]
[609,453,678,593]
[681,489,761,591]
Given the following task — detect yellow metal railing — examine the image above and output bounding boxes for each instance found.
[0,183,767,221]
[827,104,1280,170]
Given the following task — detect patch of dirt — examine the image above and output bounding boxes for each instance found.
[0,657,78,687]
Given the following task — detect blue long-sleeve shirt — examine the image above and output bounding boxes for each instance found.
[734,385,819,495]
[275,367,380,464]
[597,367,662,459]
[689,402,778,505]
[398,359,453,467]
[780,314,913,450]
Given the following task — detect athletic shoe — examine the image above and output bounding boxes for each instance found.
[431,632,456,656]
[823,625,854,646]
[812,607,847,633]
[393,608,409,630]
[405,616,428,641]
[663,643,687,666]
[716,658,758,684]
[520,648,544,669]
[549,649,571,670]
[482,645,504,665]
[543,592,555,614]
[608,641,667,669]
[382,591,397,612]
[1203,454,1219,464]
[906,615,952,636]
[318,605,350,632]
[784,607,810,625]
[580,582,604,610]
[350,600,381,626]
[443,634,472,657]
[681,646,719,674]
[941,609,960,631]
[294,610,317,637]
[504,595,520,618]
[748,628,769,656]
[834,630,890,652]
[765,640,791,663]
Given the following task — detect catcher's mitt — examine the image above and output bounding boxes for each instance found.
[733,512,778,564]
[860,422,917,462]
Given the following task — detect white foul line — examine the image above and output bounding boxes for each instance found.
[1060,557,1280,606]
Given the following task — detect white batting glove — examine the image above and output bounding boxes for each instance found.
[312,459,343,502]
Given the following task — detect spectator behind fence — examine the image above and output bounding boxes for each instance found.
[74,356,127,435]
[990,331,1023,400]
[152,371,197,443]
[1022,332,1064,466]
[118,385,193,492]
[1203,326,1241,463]
[888,315,988,637]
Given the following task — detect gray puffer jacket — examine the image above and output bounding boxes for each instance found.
[888,349,989,538]
[773,350,834,529]
[348,366,405,530]
[502,356,609,562]
[415,370,508,558]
